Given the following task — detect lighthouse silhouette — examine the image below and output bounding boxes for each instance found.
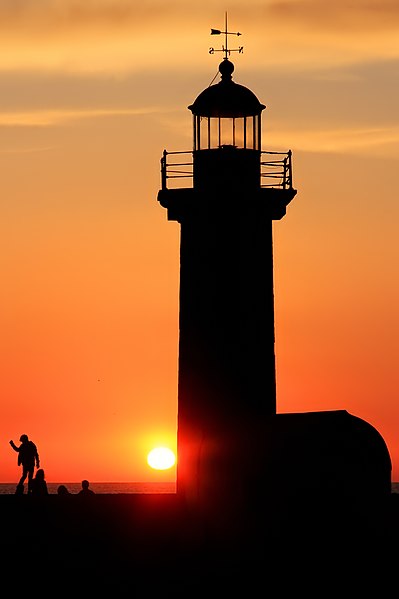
[158,23,391,527]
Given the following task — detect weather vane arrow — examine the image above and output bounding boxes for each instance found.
[209,12,243,59]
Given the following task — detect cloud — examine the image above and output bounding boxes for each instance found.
[268,123,399,157]
[0,0,191,73]
[0,0,168,33]
[0,0,398,73]
[266,0,399,33]
[0,106,163,127]
[0,144,55,154]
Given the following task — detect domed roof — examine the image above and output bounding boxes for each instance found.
[188,59,266,118]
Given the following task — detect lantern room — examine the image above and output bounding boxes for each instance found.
[188,58,266,192]
[189,58,265,150]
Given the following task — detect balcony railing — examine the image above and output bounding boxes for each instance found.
[160,149,293,191]
[260,150,293,190]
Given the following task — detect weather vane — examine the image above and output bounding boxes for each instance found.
[209,12,243,59]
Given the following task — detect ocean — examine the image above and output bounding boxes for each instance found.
[0,481,176,494]
[0,481,397,494]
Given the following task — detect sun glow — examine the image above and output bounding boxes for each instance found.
[147,447,176,470]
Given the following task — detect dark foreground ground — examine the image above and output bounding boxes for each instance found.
[1,492,399,596]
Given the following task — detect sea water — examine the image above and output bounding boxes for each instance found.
[0,481,176,494]
[0,481,397,494]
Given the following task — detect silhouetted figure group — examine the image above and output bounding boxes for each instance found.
[9,434,95,497]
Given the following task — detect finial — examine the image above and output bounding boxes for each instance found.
[209,12,243,60]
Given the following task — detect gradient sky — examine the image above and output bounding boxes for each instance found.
[1,0,399,483]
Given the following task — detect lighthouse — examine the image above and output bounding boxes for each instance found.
[158,24,296,512]
[157,24,391,522]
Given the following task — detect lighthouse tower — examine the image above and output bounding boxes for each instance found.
[158,25,297,513]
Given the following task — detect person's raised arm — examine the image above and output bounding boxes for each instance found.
[9,440,18,452]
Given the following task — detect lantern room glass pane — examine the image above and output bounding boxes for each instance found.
[220,118,233,147]
[195,115,261,150]
[246,118,253,149]
[210,118,218,149]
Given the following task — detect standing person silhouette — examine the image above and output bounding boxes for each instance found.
[9,434,40,494]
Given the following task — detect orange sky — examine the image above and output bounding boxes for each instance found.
[1,0,399,483]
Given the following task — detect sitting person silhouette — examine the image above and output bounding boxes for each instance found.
[57,484,71,495]
[78,479,95,496]
[30,468,49,496]
[9,434,40,494]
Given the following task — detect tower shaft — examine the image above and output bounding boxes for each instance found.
[178,194,277,423]
[159,170,296,508]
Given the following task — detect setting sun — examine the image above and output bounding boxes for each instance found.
[147,447,176,470]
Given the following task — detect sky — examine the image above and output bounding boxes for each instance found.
[1,0,399,483]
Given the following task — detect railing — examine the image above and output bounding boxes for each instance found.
[260,150,293,189]
[160,150,193,191]
[160,149,293,191]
